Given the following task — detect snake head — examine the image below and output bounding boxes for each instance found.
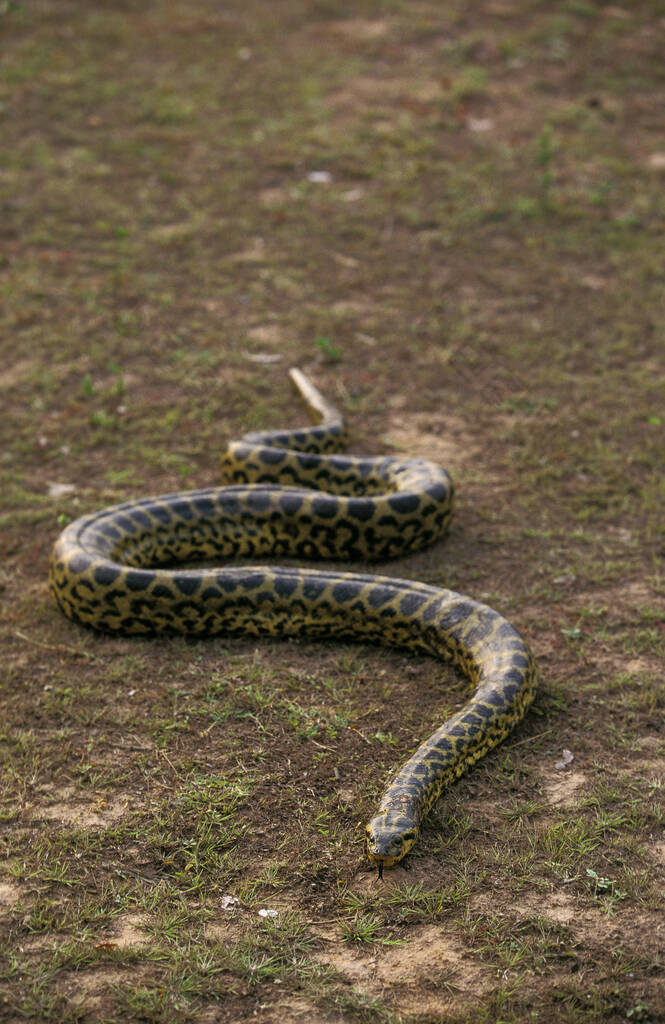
[365,814,418,870]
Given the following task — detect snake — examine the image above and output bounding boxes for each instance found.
[49,368,537,877]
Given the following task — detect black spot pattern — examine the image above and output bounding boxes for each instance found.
[125,570,155,592]
[174,575,200,596]
[93,564,121,586]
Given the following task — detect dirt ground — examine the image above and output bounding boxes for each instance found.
[1,1,665,1021]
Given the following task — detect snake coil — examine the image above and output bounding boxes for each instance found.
[49,369,536,874]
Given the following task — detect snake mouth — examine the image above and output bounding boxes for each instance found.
[366,851,400,872]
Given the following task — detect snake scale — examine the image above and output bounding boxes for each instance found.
[49,368,537,876]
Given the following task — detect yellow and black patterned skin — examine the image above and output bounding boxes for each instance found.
[49,368,537,874]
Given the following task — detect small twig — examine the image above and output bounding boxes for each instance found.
[310,738,337,752]
[504,728,552,750]
[14,629,96,661]
[158,749,185,780]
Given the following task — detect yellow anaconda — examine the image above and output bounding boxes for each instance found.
[49,368,537,875]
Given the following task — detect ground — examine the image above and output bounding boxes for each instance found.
[1,1,665,1021]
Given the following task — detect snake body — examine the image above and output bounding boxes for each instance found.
[49,369,536,873]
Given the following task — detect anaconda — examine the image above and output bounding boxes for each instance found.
[49,368,537,875]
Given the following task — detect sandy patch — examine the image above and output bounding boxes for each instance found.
[649,841,665,867]
[58,968,133,1015]
[246,324,287,345]
[0,358,39,391]
[571,581,662,613]
[537,891,578,925]
[0,881,22,909]
[230,237,267,263]
[513,889,579,926]
[325,74,446,120]
[625,657,661,678]
[326,19,390,41]
[110,913,151,948]
[636,736,665,758]
[316,923,492,1017]
[259,187,291,208]
[385,411,481,476]
[543,769,587,807]
[204,916,236,943]
[34,791,130,828]
[472,887,637,948]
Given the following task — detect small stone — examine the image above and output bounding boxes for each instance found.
[307,171,332,184]
[554,749,574,770]
[48,482,76,498]
[467,117,493,132]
